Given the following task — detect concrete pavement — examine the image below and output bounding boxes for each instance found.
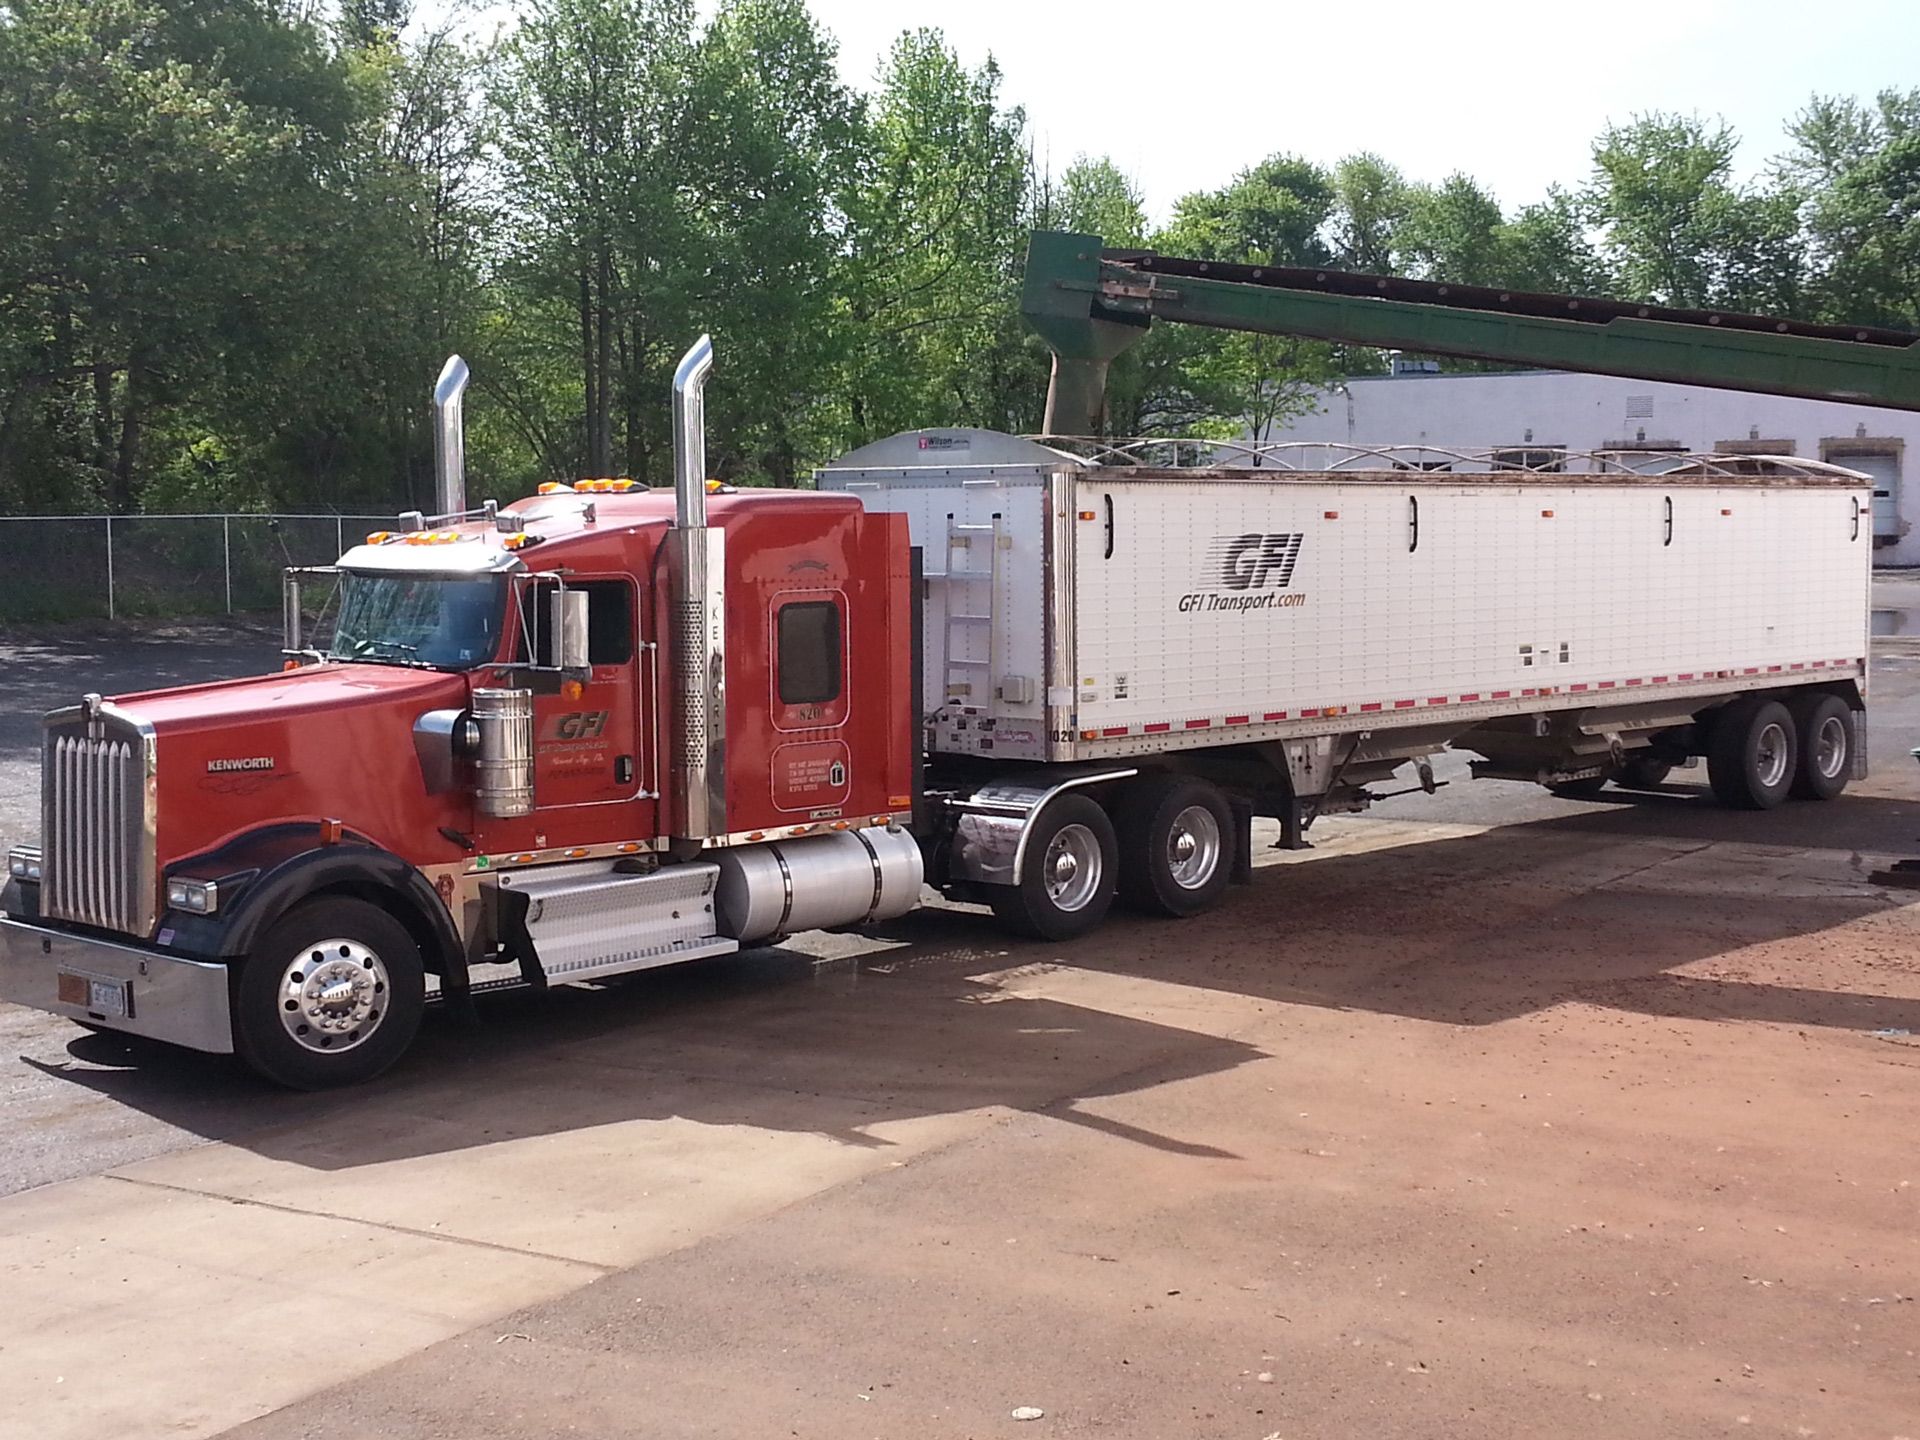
[0,615,1916,1438]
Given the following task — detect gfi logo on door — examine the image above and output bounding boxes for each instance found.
[547,710,609,741]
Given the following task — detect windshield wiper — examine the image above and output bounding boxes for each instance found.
[344,637,431,667]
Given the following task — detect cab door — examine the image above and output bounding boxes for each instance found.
[521,576,645,814]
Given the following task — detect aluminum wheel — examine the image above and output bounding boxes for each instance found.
[1043,823,1104,914]
[277,938,389,1054]
[1165,804,1223,891]
[1754,721,1792,790]
[1813,714,1848,779]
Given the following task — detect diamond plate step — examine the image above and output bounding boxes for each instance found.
[495,860,738,984]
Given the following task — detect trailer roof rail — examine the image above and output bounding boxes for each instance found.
[1026,436,1867,481]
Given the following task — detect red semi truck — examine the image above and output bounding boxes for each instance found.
[0,253,1891,1085]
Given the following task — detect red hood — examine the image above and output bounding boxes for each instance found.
[117,662,464,736]
[111,661,475,865]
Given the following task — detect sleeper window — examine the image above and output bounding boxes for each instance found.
[777,601,841,706]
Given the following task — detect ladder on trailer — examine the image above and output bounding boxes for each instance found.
[931,513,1003,712]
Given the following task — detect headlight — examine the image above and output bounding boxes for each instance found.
[6,845,41,882]
[165,877,220,915]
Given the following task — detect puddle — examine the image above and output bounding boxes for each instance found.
[1872,608,1911,636]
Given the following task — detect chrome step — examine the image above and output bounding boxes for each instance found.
[494,860,739,984]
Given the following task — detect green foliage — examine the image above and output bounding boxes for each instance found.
[0,3,1914,518]
[834,29,1036,444]
[1044,156,1148,249]
[1585,113,1805,312]
[0,0,491,514]
[1784,89,1920,329]
[1329,153,1409,273]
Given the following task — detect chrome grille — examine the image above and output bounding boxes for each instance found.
[42,702,156,936]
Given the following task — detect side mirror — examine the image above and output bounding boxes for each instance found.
[552,587,590,673]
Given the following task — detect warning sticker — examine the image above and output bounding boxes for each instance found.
[772,740,852,812]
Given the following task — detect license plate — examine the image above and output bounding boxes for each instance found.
[57,971,131,1018]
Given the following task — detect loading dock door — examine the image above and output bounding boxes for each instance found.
[1851,452,1902,541]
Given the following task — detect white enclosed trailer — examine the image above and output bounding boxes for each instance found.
[821,431,1872,938]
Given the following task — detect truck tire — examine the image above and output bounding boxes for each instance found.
[988,793,1117,942]
[1786,692,1854,801]
[232,895,426,1089]
[1115,775,1235,917]
[1707,697,1798,811]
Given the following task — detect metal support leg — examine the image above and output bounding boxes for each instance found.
[1277,796,1312,851]
[1229,798,1254,884]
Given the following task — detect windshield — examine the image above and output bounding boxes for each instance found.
[328,573,507,669]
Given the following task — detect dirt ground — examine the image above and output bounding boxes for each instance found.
[0,610,1917,1440]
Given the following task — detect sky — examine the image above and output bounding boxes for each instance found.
[801,0,1920,221]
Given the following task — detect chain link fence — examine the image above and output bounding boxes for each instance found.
[0,514,398,623]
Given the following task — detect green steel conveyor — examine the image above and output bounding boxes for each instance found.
[1020,230,1920,436]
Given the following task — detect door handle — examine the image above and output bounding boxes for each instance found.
[615,755,634,785]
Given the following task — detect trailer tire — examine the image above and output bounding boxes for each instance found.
[988,794,1118,942]
[1786,693,1854,801]
[231,895,426,1089]
[1115,776,1235,917]
[1707,697,1798,811]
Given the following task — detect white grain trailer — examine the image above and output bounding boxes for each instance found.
[820,431,1872,939]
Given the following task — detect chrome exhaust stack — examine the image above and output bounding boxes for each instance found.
[665,335,726,843]
[673,335,713,527]
[433,355,470,517]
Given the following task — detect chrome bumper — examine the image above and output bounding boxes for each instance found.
[0,914,234,1053]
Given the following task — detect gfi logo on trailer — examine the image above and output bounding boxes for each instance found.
[1212,532,1304,590]
[1178,533,1310,614]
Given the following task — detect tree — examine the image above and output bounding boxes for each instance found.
[1396,173,1509,284]
[1130,156,1341,447]
[1500,187,1613,295]
[1329,153,1410,274]
[491,0,696,481]
[836,29,1034,442]
[681,0,862,483]
[1051,155,1148,248]
[1784,89,1920,329]
[1585,113,1804,313]
[0,0,396,511]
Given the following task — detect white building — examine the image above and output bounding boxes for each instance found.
[1265,367,1918,566]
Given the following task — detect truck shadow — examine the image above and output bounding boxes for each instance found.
[23,790,1920,1171]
